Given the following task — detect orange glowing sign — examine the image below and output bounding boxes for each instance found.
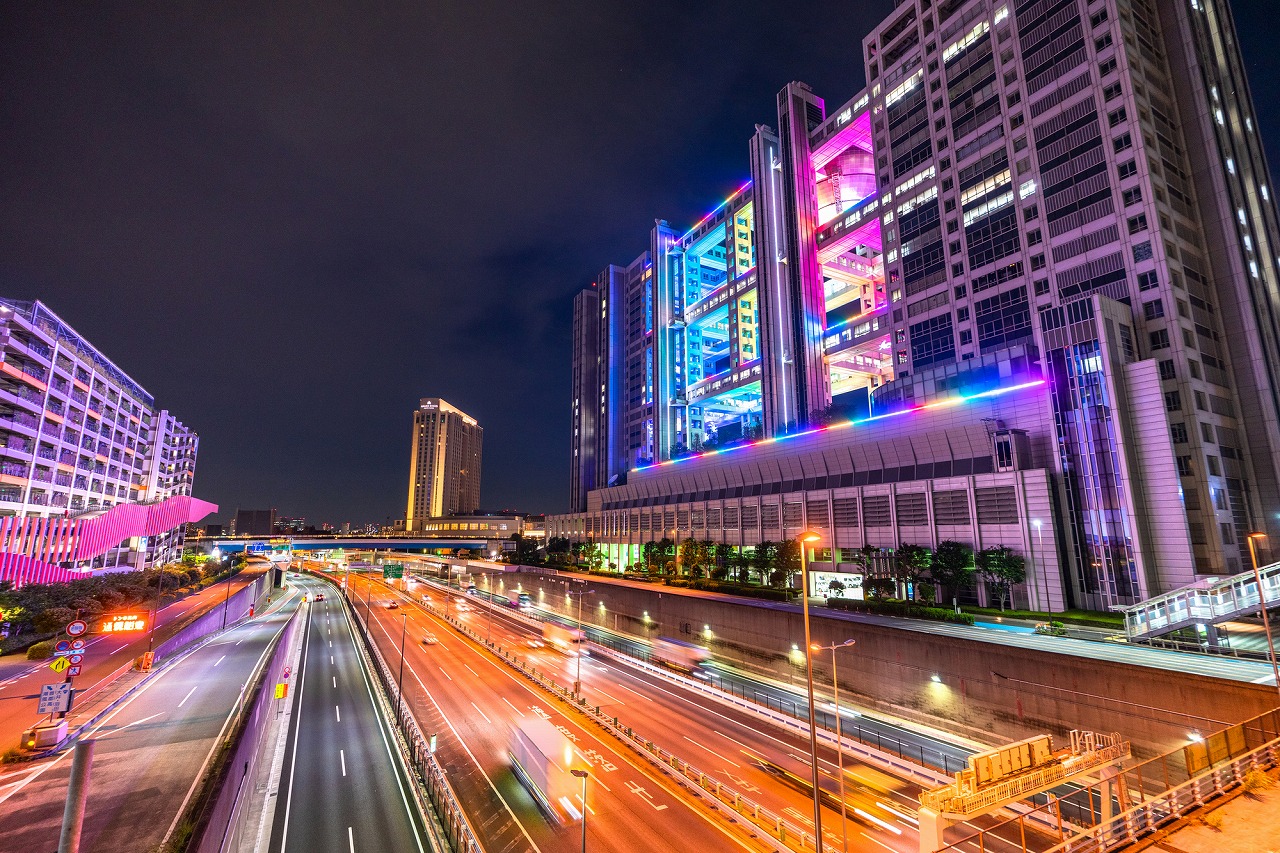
[101,613,148,633]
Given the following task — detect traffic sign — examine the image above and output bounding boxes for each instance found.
[274,683,288,699]
[65,620,88,637]
[67,665,81,677]
[69,654,83,665]
[70,639,85,651]
[49,657,70,674]
[283,665,292,680]
[37,683,73,714]
[55,640,70,653]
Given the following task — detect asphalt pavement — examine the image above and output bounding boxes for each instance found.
[0,578,298,853]
[267,578,428,853]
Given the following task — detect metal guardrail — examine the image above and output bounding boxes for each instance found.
[440,578,953,786]
[424,598,810,853]
[937,708,1280,853]
[342,584,483,853]
[1121,559,1280,638]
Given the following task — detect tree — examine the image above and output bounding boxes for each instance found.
[894,544,933,600]
[641,540,662,573]
[547,537,571,556]
[727,547,752,583]
[929,540,975,603]
[776,539,802,590]
[584,544,605,572]
[752,541,777,583]
[976,545,1026,611]
[864,577,896,599]
[825,578,847,598]
[512,533,540,565]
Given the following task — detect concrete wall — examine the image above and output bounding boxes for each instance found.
[494,570,1277,756]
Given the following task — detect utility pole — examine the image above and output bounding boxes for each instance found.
[58,739,95,853]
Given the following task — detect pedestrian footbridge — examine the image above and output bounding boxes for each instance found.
[1120,561,1280,639]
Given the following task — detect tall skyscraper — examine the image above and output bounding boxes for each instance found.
[561,0,1280,611]
[570,286,600,512]
[405,398,482,530]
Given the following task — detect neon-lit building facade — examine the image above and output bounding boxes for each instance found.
[561,0,1280,611]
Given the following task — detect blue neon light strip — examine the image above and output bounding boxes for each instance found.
[631,378,1047,472]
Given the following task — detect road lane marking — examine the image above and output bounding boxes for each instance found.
[336,705,341,722]
[178,686,198,707]
[438,667,452,681]
[610,680,654,701]
[501,696,524,717]
[340,749,346,776]
[103,711,164,737]
[333,676,337,688]
[592,686,625,705]
[331,656,335,665]
[683,735,739,767]
[348,826,355,852]
[214,655,226,667]
[470,701,492,725]
[463,664,479,678]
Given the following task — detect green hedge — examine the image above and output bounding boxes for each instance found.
[662,577,795,601]
[26,639,55,660]
[826,597,976,625]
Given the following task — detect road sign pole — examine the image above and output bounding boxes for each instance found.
[58,738,95,853]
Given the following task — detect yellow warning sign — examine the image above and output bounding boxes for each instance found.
[274,683,288,699]
[49,656,70,674]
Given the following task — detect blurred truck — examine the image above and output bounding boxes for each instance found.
[509,716,584,823]
[542,622,584,655]
[651,637,710,674]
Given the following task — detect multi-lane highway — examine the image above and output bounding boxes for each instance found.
[340,570,1054,853]
[268,577,429,853]
[0,565,269,750]
[0,576,298,853]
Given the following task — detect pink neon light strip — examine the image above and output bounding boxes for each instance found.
[633,378,1048,472]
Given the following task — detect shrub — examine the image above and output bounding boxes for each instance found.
[33,607,76,635]
[826,597,976,625]
[26,639,54,660]
[1242,768,1273,795]
[1201,811,1224,831]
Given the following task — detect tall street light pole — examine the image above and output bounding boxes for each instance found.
[571,768,589,853]
[798,529,825,853]
[1246,533,1280,697]
[812,638,856,853]
[565,583,594,697]
[396,612,408,722]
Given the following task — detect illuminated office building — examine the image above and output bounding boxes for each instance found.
[559,0,1280,611]
[405,398,482,529]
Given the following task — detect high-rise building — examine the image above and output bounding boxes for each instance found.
[560,0,1280,611]
[234,508,276,537]
[0,298,211,577]
[405,398,482,530]
[570,286,600,512]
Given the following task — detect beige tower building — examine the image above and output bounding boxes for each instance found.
[405,398,482,530]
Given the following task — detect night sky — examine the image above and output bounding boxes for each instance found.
[2,2,1277,527]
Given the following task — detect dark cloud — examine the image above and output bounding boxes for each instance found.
[2,1,1276,524]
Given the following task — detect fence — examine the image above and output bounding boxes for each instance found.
[154,573,271,662]
[936,707,1280,853]
[194,605,302,853]
[346,589,483,853]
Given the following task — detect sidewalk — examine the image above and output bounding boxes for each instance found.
[1134,766,1280,852]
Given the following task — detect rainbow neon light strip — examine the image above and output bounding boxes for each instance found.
[680,180,753,243]
[633,378,1047,472]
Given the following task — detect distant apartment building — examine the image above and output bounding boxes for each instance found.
[405,398,483,531]
[234,508,277,537]
[0,298,209,575]
[557,0,1280,612]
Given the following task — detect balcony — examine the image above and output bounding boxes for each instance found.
[58,451,75,466]
[1,461,28,477]
[32,469,52,482]
[0,411,39,432]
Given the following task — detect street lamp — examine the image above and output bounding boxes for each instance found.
[797,529,826,853]
[812,639,856,853]
[396,612,408,724]
[1030,519,1050,614]
[1246,533,1280,697]
[564,583,595,697]
[570,769,589,853]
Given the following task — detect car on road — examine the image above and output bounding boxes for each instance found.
[422,633,439,645]
[524,638,545,648]
[453,600,470,612]
[465,585,479,596]
[386,601,399,610]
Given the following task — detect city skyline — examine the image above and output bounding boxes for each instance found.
[3,1,1280,525]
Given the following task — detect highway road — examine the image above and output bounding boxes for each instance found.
[341,571,1056,853]
[344,571,781,853]
[0,565,270,750]
[267,575,429,853]
[0,576,298,853]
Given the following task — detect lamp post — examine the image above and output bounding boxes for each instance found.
[214,548,234,630]
[1246,533,1280,697]
[396,612,408,723]
[147,565,168,653]
[565,583,595,697]
[797,529,825,853]
[571,769,589,853]
[811,639,856,853]
[1031,518,1049,613]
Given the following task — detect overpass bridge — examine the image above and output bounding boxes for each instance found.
[1120,559,1280,639]
[202,536,498,555]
